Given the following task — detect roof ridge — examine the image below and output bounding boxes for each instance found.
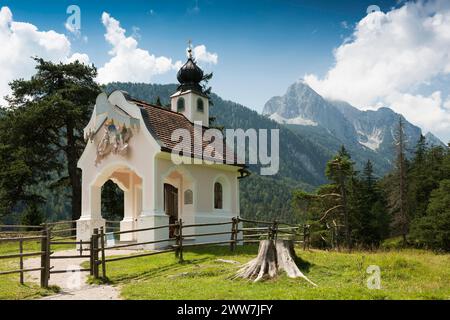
[129,97,210,130]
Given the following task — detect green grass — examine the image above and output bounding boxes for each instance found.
[94,246,450,300]
[0,239,72,300]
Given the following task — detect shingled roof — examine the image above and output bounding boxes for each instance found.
[128,98,241,166]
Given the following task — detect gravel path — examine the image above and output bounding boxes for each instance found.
[24,248,138,300]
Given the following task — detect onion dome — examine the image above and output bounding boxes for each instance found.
[176,46,204,93]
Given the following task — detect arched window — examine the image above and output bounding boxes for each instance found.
[184,189,193,205]
[214,182,223,209]
[197,98,204,113]
[177,97,185,112]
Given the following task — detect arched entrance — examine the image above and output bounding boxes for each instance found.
[77,162,143,242]
[102,180,124,222]
[105,166,142,241]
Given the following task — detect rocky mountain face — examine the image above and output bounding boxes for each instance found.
[264,82,358,146]
[263,81,446,174]
[424,132,447,148]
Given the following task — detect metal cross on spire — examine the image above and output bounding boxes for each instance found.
[187,39,193,58]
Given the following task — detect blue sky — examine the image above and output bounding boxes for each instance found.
[1,0,399,108]
[1,0,449,141]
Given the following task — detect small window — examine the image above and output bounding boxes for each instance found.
[214,182,223,209]
[184,189,193,205]
[177,97,185,112]
[197,98,204,113]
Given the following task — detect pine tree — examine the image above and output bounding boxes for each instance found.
[363,160,375,192]
[389,117,409,245]
[409,135,431,219]
[325,153,354,249]
[356,160,390,247]
[155,96,163,106]
[3,58,101,221]
[410,179,450,251]
[338,145,351,158]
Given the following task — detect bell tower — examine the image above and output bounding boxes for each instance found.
[171,42,210,126]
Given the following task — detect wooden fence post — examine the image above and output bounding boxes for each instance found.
[19,238,24,285]
[230,217,237,252]
[100,227,106,279]
[89,234,94,276]
[308,225,311,250]
[93,228,99,279]
[269,220,278,241]
[174,220,180,259]
[46,226,51,282]
[178,219,183,263]
[40,226,49,288]
[303,225,307,251]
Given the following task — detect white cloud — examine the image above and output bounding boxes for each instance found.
[192,44,218,64]
[66,52,90,64]
[387,91,450,134]
[0,6,88,105]
[0,7,219,105]
[97,12,181,84]
[304,0,450,141]
[444,96,450,110]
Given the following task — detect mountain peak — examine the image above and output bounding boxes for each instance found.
[263,81,358,143]
[262,81,446,171]
[425,132,447,148]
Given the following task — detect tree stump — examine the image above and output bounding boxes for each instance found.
[233,240,317,286]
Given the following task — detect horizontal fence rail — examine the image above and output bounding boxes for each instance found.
[0,229,48,286]
[91,216,311,281]
[0,224,43,229]
[0,216,311,286]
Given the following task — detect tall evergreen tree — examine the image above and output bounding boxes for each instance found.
[355,160,389,247]
[2,58,101,221]
[389,117,409,245]
[408,135,432,219]
[155,96,163,107]
[325,153,354,249]
[410,179,450,251]
[338,145,351,158]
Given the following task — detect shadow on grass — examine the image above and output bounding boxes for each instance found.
[102,245,314,285]
[183,244,260,257]
[109,257,211,283]
[294,255,313,273]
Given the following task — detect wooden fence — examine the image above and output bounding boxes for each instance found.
[0,217,311,286]
[0,225,47,287]
[92,217,311,280]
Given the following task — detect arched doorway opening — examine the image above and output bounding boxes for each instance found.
[102,180,124,222]
[92,164,143,242]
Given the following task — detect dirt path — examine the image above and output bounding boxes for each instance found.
[24,249,137,300]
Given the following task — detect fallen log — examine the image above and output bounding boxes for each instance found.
[233,239,316,286]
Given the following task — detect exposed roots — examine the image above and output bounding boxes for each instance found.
[232,240,316,286]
